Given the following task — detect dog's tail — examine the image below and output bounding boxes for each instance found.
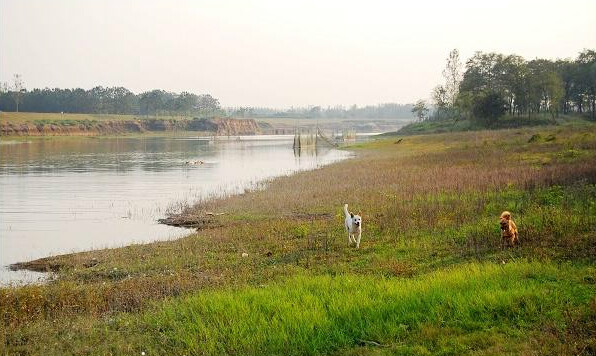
[343,204,351,219]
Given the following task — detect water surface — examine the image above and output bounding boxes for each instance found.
[0,135,351,284]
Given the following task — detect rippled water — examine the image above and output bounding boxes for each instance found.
[0,135,352,284]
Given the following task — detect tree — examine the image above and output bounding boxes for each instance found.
[495,55,526,115]
[575,49,596,119]
[460,52,504,93]
[174,92,199,116]
[431,85,448,120]
[411,100,429,121]
[544,72,564,120]
[196,94,220,112]
[442,49,463,107]
[11,74,24,112]
[139,90,174,116]
[308,106,321,118]
[472,91,507,126]
[107,87,138,114]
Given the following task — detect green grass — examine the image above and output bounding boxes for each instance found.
[137,261,593,356]
[395,114,589,136]
[7,262,594,355]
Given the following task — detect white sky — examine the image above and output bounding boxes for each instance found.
[1,0,595,107]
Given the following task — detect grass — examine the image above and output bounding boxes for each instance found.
[10,262,593,356]
[135,261,595,356]
[0,112,190,124]
[395,113,588,136]
[1,121,595,355]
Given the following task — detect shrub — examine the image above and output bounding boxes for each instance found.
[472,92,508,127]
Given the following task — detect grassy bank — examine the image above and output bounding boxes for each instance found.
[394,114,590,136]
[1,121,595,355]
[0,112,187,124]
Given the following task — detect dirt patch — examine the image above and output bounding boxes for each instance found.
[158,213,221,229]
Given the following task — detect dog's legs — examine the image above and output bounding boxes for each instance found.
[347,232,353,246]
[355,231,361,249]
[511,234,519,247]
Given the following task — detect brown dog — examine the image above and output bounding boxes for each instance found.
[500,211,519,248]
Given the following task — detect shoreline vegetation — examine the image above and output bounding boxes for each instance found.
[394,113,590,136]
[2,119,595,355]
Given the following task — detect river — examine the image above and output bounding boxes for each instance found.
[0,135,353,285]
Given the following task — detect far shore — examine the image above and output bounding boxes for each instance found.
[1,111,411,137]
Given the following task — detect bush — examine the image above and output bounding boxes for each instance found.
[472,92,508,127]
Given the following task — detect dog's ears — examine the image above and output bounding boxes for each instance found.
[350,213,354,218]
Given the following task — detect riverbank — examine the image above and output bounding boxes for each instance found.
[2,121,595,355]
[0,112,264,136]
[1,112,412,137]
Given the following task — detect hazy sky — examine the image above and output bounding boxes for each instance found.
[1,0,595,107]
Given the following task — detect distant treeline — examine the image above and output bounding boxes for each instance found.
[0,86,222,116]
[226,103,415,119]
[0,81,415,120]
[412,49,596,125]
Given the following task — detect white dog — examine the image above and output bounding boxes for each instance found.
[344,204,362,248]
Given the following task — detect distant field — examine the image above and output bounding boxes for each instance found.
[0,111,190,123]
[255,116,413,133]
[255,116,412,127]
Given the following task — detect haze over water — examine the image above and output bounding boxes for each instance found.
[0,135,351,284]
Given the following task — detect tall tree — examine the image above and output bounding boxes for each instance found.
[11,74,24,112]
[196,94,220,112]
[575,49,596,119]
[411,100,429,121]
[442,49,463,107]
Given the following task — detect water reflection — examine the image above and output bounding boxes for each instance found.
[1,137,216,174]
[0,135,352,284]
[293,145,329,158]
